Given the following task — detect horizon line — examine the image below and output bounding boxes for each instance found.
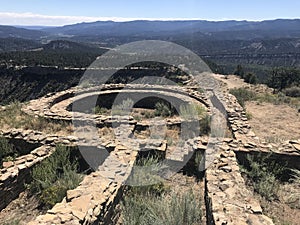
[0,12,300,27]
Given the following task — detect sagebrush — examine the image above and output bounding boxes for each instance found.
[241,153,285,201]
[121,190,202,225]
[29,145,83,208]
[0,137,15,166]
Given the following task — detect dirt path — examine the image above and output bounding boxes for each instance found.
[212,74,249,90]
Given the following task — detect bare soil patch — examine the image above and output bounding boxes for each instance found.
[258,193,300,225]
[246,101,300,141]
[0,191,44,225]
[213,74,249,90]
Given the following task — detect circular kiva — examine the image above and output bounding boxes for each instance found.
[23,82,216,175]
[23,83,210,123]
[23,40,228,185]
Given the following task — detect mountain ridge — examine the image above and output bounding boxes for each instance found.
[1,19,300,42]
[41,19,300,38]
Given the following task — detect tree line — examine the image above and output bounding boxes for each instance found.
[233,64,300,96]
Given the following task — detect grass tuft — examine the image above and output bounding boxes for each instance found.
[121,155,203,225]
[286,169,300,209]
[241,153,285,201]
[2,220,20,225]
[0,137,15,167]
[28,145,83,208]
[121,190,202,225]
[229,88,256,108]
[0,101,72,134]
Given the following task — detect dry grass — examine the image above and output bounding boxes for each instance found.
[134,128,150,139]
[281,169,300,209]
[121,189,203,225]
[121,156,203,225]
[259,172,300,225]
[0,101,73,135]
[246,101,300,141]
[165,127,180,146]
[98,127,115,140]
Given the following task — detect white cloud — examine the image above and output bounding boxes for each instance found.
[0,12,212,26]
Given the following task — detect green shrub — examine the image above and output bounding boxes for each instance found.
[244,72,258,84]
[284,86,300,97]
[246,111,253,120]
[3,220,20,225]
[195,151,203,171]
[276,92,291,105]
[29,145,82,208]
[166,137,173,146]
[144,111,155,119]
[121,190,203,225]
[112,98,134,116]
[180,104,206,120]
[154,102,174,117]
[197,88,204,93]
[40,184,68,208]
[287,169,300,209]
[264,136,284,144]
[0,137,15,166]
[256,93,276,104]
[234,64,245,78]
[133,115,141,122]
[199,114,211,135]
[128,155,168,196]
[93,106,109,115]
[229,88,256,108]
[256,92,298,106]
[241,154,285,201]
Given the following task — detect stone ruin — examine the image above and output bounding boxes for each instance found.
[0,81,299,225]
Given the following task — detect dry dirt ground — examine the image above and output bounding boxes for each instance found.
[213,74,300,141]
[258,192,300,225]
[246,101,300,141]
[0,191,44,225]
[213,74,250,90]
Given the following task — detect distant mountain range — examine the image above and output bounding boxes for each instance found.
[0,25,45,39]
[0,19,300,104]
[0,19,299,79]
[0,19,299,52]
[40,19,300,40]
[0,19,300,41]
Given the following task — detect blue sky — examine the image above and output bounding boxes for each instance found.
[0,0,299,26]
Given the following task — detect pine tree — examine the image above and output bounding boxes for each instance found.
[234,65,244,78]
